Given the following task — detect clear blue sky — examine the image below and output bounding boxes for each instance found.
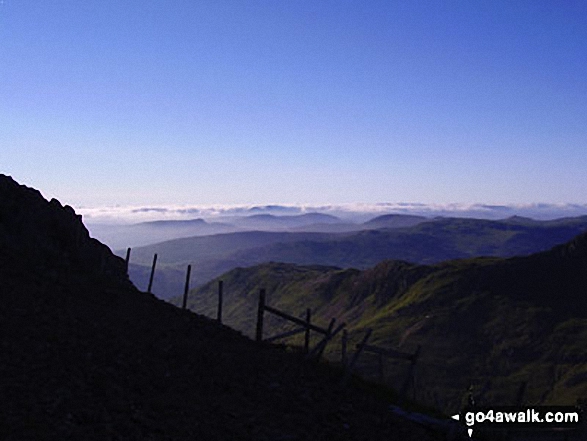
[1,1,586,207]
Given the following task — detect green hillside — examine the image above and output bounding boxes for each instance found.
[176,232,587,414]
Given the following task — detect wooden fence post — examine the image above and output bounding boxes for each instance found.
[308,322,346,361]
[313,318,337,360]
[217,280,223,323]
[125,247,131,274]
[400,345,421,403]
[181,264,191,310]
[515,381,527,406]
[341,329,348,366]
[326,318,335,334]
[304,308,311,353]
[147,253,157,294]
[256,289,266,342]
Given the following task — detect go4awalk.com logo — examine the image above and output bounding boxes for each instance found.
[451,406,582,438]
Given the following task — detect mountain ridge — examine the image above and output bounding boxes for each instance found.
[128,215,587,300]
[179,231,587,413]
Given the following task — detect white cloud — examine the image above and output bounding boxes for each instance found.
[77,202,587,225]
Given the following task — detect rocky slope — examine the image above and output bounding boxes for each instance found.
[0,175,447,440]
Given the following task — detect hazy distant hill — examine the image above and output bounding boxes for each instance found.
[288,213,429,233]
[91,213,436,249]
[231,212,342,230]
[122,231,329,298]
[178,232,587,413]
[127,216,587,300]
[125,231,329,266]
[288,221,366,233]
[87,218,238,249]
[363,214,428,229]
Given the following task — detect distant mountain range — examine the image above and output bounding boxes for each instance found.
[176,231,587,414]
[228,212,342,228]
[80,202,587,228]
[123,215,587,300]
[89,212,434,250]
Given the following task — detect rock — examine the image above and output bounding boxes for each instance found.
[0,174,130,284]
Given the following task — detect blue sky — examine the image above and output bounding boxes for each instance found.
[1,1,586,208]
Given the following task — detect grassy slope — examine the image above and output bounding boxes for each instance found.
[176,233,587,414]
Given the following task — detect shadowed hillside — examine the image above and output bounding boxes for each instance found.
[180,233,587,415]
[0,175,447,440]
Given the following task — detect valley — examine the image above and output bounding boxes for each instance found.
[121,215,587,300]
[175,232,587,415]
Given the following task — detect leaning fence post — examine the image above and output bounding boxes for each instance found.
[217,280,223,323]
[313,318,336,360]
[256,289,266,342]
[125,247,131,274]
[326,318,335,334]
[181,264,191,309]
[342,328,372,387]
[308,322,345,361]
[304,308,311,353]
[147,253,157,294]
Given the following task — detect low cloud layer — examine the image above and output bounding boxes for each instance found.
[78,202,587,225]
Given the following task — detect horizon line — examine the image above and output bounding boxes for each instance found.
[76,202,587,225]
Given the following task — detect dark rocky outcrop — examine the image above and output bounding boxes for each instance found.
[0,174,129,283]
